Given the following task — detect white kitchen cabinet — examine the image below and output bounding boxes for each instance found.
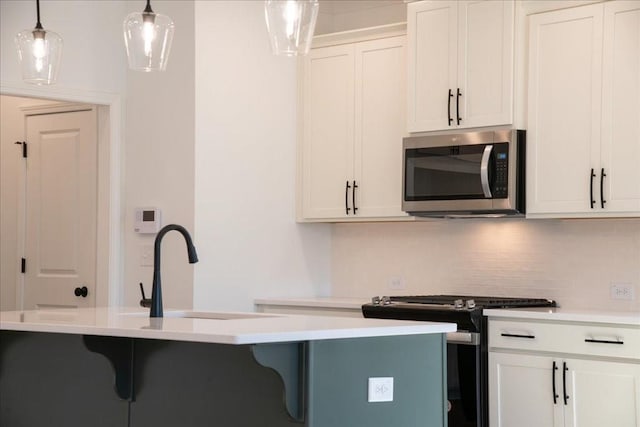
[299,28,409,221]
[527,1,640,218]
[489,318,640,427]
[491,352,640,427]
[407,0,514,133]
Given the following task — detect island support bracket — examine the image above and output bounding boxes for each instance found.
[252,342,306,423]
[83,335,135,401]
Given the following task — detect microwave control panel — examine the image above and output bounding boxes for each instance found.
[493,143,509,198]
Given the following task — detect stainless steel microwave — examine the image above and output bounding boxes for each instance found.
[402,129,526,217]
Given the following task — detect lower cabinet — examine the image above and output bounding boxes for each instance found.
[489,318,640,427]
[490,352,640,427]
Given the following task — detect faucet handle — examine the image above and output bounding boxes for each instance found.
[139,283,152,308]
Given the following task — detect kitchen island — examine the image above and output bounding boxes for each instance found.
[0,308,455,427]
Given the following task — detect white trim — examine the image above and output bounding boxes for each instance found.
[21,102,94,115]
[311,22,407,48]
[1,83,124,308]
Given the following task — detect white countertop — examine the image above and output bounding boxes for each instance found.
[0,307,456,345]
[254,297,366,310]
[484,307,640,326]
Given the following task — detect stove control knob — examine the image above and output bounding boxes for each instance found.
[454,299,464,309]
[381,296,391,305]
[371,296,381,305]
[466,299,476,309]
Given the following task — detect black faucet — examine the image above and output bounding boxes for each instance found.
[150,224,198,318]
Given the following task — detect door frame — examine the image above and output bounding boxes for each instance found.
[1,83,124,308]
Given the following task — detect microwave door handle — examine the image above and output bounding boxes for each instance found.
[480,145,493,198]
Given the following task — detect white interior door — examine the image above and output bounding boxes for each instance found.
[23,108,97,309]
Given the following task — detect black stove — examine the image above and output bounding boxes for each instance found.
[363,294,555,332]
[362,295,556,427]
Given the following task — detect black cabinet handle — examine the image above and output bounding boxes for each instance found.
[600,168,606,209]
[500,333,535,339]
[590,168,596,209]
[352,181,358,215]
[74,286,88,298]
[456,88,462,125]
[345,181,351,215]
[562,361,569,405]
[552,361,559,404]
[585,338,623,345]
[448,89,453,126]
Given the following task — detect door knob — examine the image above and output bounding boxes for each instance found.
[74,286,88,298]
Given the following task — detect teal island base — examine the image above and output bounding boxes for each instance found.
[0,331,446,427]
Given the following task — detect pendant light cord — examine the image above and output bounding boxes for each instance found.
[35,0,43,29]
[143,0,154,14]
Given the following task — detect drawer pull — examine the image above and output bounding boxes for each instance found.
[501,333,535,339]
[584,338,624,345]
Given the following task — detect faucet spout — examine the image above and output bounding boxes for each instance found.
[150,224,198,318]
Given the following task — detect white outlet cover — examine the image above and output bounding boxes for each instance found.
[368,377,394,403]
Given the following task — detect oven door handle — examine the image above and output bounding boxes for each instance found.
[480,145,493,198]
[446,331,480,346]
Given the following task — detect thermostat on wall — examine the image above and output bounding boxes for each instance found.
[134,208,162,233]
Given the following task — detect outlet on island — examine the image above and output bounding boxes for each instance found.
[368,377,394,403]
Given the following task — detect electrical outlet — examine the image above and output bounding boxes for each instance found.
[368,377,394,403]
[388,276,406,290]
[140,245,154,267]
[610,284,635,301]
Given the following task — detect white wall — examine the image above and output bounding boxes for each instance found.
[331,219,640,312]
[122,1,196,309]
[0,1,128,94]
[193,1,331,312]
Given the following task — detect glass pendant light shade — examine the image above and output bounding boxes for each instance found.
[15,0,63,85]
[265,0,319,56]
[123,1,174,72]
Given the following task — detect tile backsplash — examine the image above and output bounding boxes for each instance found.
[331,219,640,312]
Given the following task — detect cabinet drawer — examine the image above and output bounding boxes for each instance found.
[489,319,640,361]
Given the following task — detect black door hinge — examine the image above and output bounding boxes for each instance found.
[15,141,27,158]
[21,258,26,273]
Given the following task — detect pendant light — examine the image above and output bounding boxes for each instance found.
[15,0,63,85]
[123,0,175,72]
[264,0,319,56]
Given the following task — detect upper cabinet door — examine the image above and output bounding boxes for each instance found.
[527,4,604,215]
[301,44,355,219]
[353,36,408,218]
[457,0,514,129]
[600,0,640,214]
[407,0,457,133]
[407,0,514,133]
